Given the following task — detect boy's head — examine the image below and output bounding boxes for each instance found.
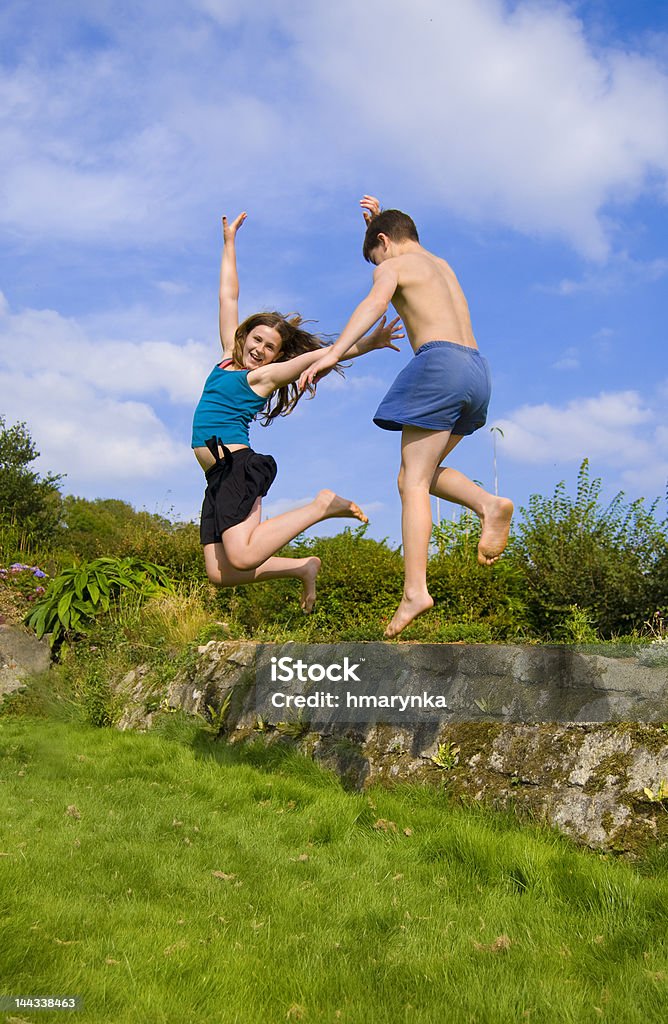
[363,209,419,263]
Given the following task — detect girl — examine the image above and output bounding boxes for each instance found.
[192,211,403,612]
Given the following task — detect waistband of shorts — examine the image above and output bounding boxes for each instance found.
[414,340,484,357]
[204,446,254,478]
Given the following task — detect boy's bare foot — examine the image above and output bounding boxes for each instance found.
[298,556,321,613]
[384,592,434,639]
[478,497,514,566]
[317,489,368,524]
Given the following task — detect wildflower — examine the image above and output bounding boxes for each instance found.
[32,568,47,578]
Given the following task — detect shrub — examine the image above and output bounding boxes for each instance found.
[60,497,204,581]
[429,512,531,640]
[514,460,667,638]
[25,556,174,649]
[213,526,404,640]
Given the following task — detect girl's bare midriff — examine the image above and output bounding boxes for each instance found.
[194,442,248,472]
[390,251,478,352]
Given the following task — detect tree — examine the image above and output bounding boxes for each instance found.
[0,416,63,544]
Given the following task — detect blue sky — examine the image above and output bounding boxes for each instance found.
[1,0,668,544]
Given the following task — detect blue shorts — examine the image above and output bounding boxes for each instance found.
[373,340,491,435]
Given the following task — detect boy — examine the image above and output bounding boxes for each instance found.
[300,196,513,638]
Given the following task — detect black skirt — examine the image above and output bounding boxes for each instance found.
[199,442,277,545]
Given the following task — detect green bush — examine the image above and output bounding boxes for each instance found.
[60,497,204,581]
[514,460,667,638]
[213,526,404,640]
[25,556,174,649]
[429,512,531,640]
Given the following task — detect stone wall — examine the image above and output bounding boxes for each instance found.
[0,624,51,699]
[116,640,668,855]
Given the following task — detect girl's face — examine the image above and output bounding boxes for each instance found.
[241,325,283,369]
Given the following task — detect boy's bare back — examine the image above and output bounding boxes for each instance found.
[377,248,477,353]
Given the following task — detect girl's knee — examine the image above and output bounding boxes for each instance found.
[224,548,255,572]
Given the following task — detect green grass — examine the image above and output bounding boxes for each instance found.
[1,717,668,1024]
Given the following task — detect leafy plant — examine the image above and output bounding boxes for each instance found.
[276,711,311,738]
[25,556,173,648]
[430,741,461,770]
[557,604,599,644]
[429,511,530,640]
[643,779,668,804]
[197,691,233,737]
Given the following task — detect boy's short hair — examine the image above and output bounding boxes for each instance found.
[363,209,419,262]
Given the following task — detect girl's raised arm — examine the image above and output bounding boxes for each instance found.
[218,212,247,357]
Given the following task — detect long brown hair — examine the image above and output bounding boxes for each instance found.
[232,312,341,424]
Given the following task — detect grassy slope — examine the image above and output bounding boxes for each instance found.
[1,716,668,1024]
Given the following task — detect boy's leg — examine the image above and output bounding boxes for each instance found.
[386,425,454,639]
[428,434,514,565]
[221,491,366,573]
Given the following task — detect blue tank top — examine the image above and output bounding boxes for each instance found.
[191,362,268,447]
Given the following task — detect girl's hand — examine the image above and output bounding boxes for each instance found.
[222,212,247,242]
[298,351,338,392]
[360,195,381,225]
[365,315,404,352]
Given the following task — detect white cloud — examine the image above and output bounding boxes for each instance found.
[279,0,668,258]
[0,293,199,485]
[489,383,668,503]
[2,1,668,255]
[552,347,580,371]
[494,389,656,466]
[542,252,668,295]
[0,297,208,403]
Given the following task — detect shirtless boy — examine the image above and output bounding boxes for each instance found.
[301,196,513,639]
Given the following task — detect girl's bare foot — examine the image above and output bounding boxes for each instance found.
[298,556,321,613]
[317,489,368,524]
[384,592,434,639]
[478,497,514,566]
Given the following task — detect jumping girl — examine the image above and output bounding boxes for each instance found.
[192,211,403,612]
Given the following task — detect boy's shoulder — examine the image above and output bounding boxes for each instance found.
[384,249,443,281]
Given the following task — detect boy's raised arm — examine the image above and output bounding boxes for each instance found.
[360,194,381,225]
[298,263,398,389]
[252,314,403,397]
[218,212,247,357]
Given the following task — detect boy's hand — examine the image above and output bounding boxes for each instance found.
[222,212,247,242]
[360,195,381,225]
[364,315,404,353]
[298,351,338,392]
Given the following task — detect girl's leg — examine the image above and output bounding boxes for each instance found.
[428,434,514,565]
[386,426,454,639]
[204,500,322,611]
[221,491,366,573]
[204,542,322,611]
